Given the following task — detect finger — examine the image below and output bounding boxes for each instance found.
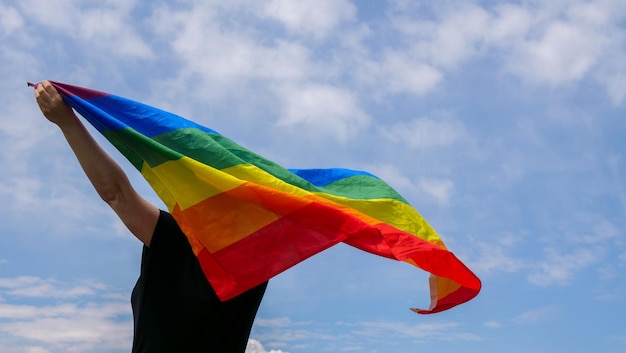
[34,83,48,101]
[36,81,55,102]
[34,84,44,101]
[40,80,55,96]
[44,81,64,103]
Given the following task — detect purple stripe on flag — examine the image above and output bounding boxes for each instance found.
[51,81,108,100]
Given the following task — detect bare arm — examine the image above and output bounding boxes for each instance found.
[34,80,159,247]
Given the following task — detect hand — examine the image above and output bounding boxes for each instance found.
[34,80,78,127]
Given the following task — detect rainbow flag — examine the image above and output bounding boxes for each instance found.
[37,81,481,314]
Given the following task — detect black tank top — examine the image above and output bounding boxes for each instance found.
[131,211,268,353]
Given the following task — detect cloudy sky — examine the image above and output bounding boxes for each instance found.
[1,0,626,352]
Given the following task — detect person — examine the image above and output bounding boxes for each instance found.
[34,80,268,353]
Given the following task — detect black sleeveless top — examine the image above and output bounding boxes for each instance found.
[131,211,268,353]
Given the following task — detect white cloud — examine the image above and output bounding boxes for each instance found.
[599,71,626,105]
[487,4,532,44]
[17,0,78,31]
[0,99,53,158]
[276,83,370,141]
[0,4,23,35]
[0,276,132,353]
[254,317,292,328]
[246,339,288,353]
[355,320,482,341]
[174,24,312,84]
[382,118,465,149]
[0,171,114,237]
[566,0,626,27]
[527,247,600,286]
[388,1,626,102]
[382,51,443,96]
[0,277,106,299]
[494,1,626,92]
[512,306,559,325]
[509,21,606,85]
[596,51,626,105]
[0,344,50,353]
[252,316,483,351]
[425,4,491,69]
[18,0,152,58]
[153,3,316,84]
[483,321,502,329]
[579,218,620,244]
[76,8,152,58]
[454,234,526,276]
[418,178,454,205]
[0,177,42,210]
[0,303,131,348]
[389,3,491,69]
[261,0,356,40]
[150,1,344,121]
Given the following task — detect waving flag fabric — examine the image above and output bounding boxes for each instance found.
[37,81,481,314]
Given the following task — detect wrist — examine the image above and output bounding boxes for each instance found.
[53,113,81,132]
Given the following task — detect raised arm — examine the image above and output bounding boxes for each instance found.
[34,80,159,247]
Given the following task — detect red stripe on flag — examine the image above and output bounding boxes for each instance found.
[412,285,480,314]
[191,201,375,300]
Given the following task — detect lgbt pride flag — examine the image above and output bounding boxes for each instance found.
[35,81,481,314]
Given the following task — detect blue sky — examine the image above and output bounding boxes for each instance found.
[1,0,625,352]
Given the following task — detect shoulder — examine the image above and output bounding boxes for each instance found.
[149,211,189,251]
[154,210,178,231]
